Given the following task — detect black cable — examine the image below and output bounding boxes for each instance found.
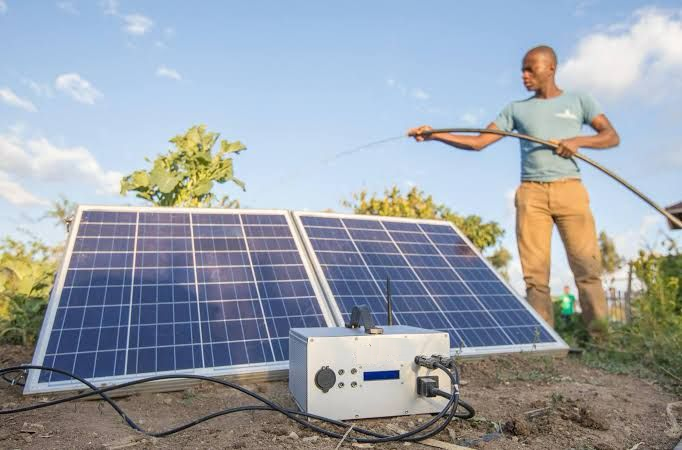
[0,363,471,443]
[415,127,682,229]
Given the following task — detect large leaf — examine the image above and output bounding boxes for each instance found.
[193,180,214,196]
[221,140,246,154]
[149,165,182,194]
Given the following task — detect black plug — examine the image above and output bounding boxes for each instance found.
[416,376,439,397]
[414,355,437,369]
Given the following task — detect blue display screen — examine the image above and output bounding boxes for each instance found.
[363,370,400,381]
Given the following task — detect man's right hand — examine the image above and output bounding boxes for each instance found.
[407,125,433,142]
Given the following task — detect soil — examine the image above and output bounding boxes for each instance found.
[1,345,680,450]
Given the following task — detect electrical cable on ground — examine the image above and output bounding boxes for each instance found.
[0,361,473,443]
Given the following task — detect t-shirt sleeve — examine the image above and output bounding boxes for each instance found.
[493,103,515,132]
[580,93,603,124]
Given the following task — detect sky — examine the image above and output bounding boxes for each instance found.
[1,0,680,296]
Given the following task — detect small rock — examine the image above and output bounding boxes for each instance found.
[163,398,173,405]
[302,436,319,443]
[512,436,519,442]
[288,431,299,439]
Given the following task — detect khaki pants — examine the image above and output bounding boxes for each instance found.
[515,179,607,328]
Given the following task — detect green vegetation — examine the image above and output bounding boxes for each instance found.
[0,238,57,345]
[120,125,246,208]
[345,186,511,273]
[555,242,682,388]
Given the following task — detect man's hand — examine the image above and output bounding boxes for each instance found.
[407,125,433,142]
[555,138,581,158]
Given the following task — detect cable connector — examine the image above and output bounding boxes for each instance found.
[430,354,458,371]
[414,355,437,369]
[416,376,439,397]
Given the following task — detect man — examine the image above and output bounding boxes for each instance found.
[559,285,576,324]
[408,45,619,333]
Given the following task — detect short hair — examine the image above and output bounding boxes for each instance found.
[527,45,558,66]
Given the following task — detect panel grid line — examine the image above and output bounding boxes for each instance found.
[337,219,394,324]
[238,214,277,364]
[376,221,464,344]
[122,212,140,375]
[188,212,206,369]
[417,223,516,346]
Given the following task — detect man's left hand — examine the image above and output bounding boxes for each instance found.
[555,138,580,158]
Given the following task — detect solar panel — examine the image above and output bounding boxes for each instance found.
[25,207,334,394]
[293,212,567,356]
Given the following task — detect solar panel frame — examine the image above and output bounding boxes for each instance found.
[25,205,337,395]
[291,211,568,357]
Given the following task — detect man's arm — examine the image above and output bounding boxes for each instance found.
[408,123,504,151]
[555,114,620,158]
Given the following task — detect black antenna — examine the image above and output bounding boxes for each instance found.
[386,276,393,326]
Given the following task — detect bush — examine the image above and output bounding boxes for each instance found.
[0,238,57,345]
[577,245,681,384]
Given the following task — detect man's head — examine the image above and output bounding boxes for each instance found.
[522,45,557,92]
[563,285,570,294]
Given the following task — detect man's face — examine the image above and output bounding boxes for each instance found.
[563,287,570,294]
[521,52,554,91]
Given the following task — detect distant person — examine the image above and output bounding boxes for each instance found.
[559,285,576,323]
[408,45,620,336]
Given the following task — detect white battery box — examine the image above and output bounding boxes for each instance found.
[288,325,451,420]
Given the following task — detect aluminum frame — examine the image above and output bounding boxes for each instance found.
[291,211,569,358]
[25,205,336,394]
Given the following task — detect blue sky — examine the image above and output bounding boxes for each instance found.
[1,0,680,294]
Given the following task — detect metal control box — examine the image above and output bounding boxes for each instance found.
[288,326,451,420]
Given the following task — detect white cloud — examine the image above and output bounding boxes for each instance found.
[0,88,37,112]
[559,8,682,99]
[22,78,53,98]
[101,0,118,15]
[156,66,182,81]
[0,173,48,206]
[56,1,79,14]
[411,88,430,100]
[55,73,102,105]
[0,133,122,196]
[123,14,153,35]
[0,0,7,14]
[459,108,486,126]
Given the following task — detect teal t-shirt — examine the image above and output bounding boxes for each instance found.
[494,92,602,182]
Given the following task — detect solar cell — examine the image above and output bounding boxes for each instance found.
[293,212,567,356]
[26,207,333,394]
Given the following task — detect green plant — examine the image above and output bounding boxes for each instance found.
[344,186,510,271]
[0,237,57,344]
[120,124,246,207]
[580,244,681,386]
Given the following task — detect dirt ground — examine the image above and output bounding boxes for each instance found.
[1,345,681,450]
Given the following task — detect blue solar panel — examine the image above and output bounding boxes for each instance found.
[27,208,332,393]
[294,213,564,354]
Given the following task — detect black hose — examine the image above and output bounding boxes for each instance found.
[417,128,682,229]
[0,364,470,443]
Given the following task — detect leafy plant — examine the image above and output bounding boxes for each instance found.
[344,186,510,271]
[0,238,57,344]
[120,125,246,207]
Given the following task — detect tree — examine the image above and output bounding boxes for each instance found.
[120,125,246,207]
[344,186,511,272]
[598,230,623,286]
